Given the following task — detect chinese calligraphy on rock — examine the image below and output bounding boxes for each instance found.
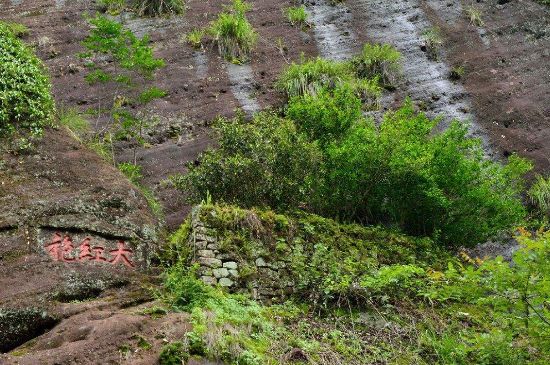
[45,232,135,268]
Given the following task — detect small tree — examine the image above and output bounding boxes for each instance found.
[171,111,323,210]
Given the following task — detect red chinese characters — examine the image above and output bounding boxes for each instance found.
[44,233,135,268]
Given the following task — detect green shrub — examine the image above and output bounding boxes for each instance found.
[163,264,215,311]
[285,6,309,28]
[209,0,257,63]
[422,230,550,363]
[0,22,55,139]
[350,43,401,88]
[159,341,188,365]
[136,0,185,16]
[286,83,363,143]
[171,112,323,210]
[323,101,530,246]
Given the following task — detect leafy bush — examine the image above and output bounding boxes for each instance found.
[286,83,363,143]
[0,22,55,139]
[422,230,550,363]
[137,86,166,103]
[350,43,401,88]
[136,0,184,16]
[209,0,257,63]
[323,102,530,246]
[171,112,323,210]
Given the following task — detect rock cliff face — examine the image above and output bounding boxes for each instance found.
[0,128,159,353]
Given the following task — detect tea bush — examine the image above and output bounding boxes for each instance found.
[171,112,323,210]
[0,22,55,139]
[322,101,530,246]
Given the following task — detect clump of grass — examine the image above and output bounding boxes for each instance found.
[84,69,112,84]
[529,175,550,217]
[58,107,90,142]
[277,57,352,98]
[422,27,443,60]
[98,0,126,15]
[186,29,204,49]
[137,86,167,104]
[465,5,484,27]
[208,0,257,63]
[136,0,185,16]
[350,43,402,88]
[449,65,465,81]
[284,6,309,29]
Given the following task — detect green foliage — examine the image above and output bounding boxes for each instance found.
[163,264,216,311]
[277,55,382,107]
[421,230,550,363]
[350,43,402,88]
[159,341,188,365]
[186,29,204,49]
[209,0,257,63]
[284,6,309,28]
[323,101,530,246]
[83,14,165,77]
[422,27,443,60]
[84,69,112,84]
[118,161,143,184]
[0,21,29,38]
[529,175,550,217]
[0,22,55,140]
[136,0,185,16]
[286,83,363,143]
[137,86,167,104]
[171,112,323,210]
[277,57,352,98]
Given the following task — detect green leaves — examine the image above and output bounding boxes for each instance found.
[82,15,165,77]
[209,0,257,63]
[172,112,323,210]
[0,22,54,140]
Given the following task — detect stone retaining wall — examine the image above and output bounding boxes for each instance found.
[188,207,293,301]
